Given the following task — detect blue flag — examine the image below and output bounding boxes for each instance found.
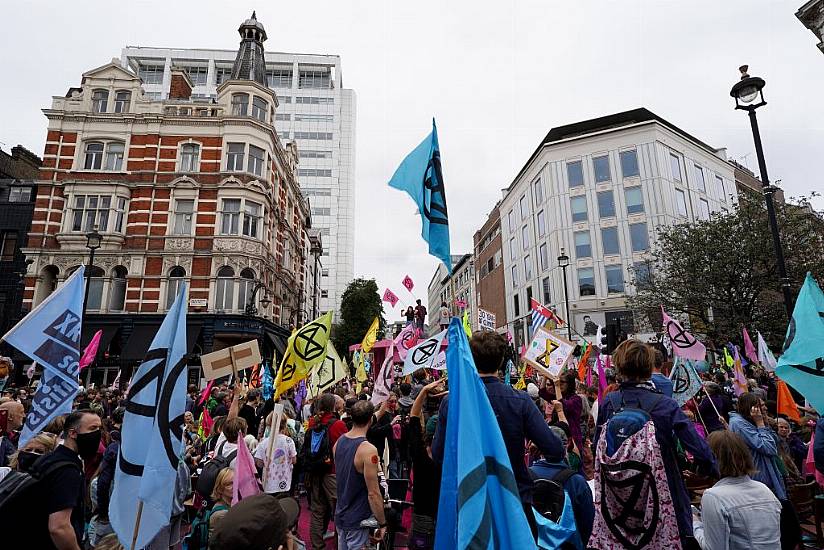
[776,273,824,414]
[669,357,703,406]
[534,493,583,550]
[435,318,535,549]
[388,119,452,273]
[111,284,188,548]
[2,267,85,447]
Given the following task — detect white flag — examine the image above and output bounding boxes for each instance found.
[757,331,777,372]
[402,329,447,375]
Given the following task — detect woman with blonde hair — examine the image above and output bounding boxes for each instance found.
[208,467,234,539]
[9,432,58,472]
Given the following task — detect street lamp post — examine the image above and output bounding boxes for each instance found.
[557,248,572,342]
[82,227,102,321]
[244,281,271,317]
[730,65,793,319]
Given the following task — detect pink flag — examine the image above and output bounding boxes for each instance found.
[506,328,514,344]
[402,275,414,292]
[199,380,215,406]
[805,430,824,489]
[742,327,758,364]
[597,355,607,403]
[383,288,400,308]
[394,323,419,361]
[233,435,261,504]
[371,340,396,406]
[661,306,706,362]
[78,330,103,371]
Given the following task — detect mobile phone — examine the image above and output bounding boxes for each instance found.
[0,410,8,435]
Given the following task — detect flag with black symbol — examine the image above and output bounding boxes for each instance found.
[402,329,447,375]
[110,284,188,548]
[668,357,702,406]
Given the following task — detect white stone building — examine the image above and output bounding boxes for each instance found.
[427,253,474,335]
[120,40,356,319]
[499,108,738,347]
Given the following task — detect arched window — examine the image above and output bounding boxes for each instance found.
[167,266,186,309]
[231,93,249,116]
[109,266,128,311]
[86,266,105,311]
[179,143,200,172]
[84,142,105,170]
[114,91,131,113]
[215,266,235,311]
[92,89,109,113]
[35,265,58,306]
[238,268,256,311]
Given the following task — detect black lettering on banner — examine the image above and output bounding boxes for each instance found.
[33,340,80,379]
[294,322,328,362]
[666,321,697,350]
[411,338,438,366]
[25,375,77,432]
[422,150,449,226]
[44,310,82,348]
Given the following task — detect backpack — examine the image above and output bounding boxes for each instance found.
[303,418,336,475]
[186,503,229,550]
[0,457,81,514]
[532,467,576,522]
[195,442,237,498]
[604,392,661,456]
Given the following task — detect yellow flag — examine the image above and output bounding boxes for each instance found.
[462,310,472,338]
[308,343,347,396]
[355,350,368,393]
[514,373,526,390]
[361,317,380,354]
[275,311,333,397]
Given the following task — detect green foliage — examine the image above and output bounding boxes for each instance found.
[627,193,824,349]
[331,278,386,356]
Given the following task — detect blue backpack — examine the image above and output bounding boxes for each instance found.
[604,392,661,456]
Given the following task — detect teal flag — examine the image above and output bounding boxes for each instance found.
[534,493,583,550]
[669,357,703,406]
[434,318,534,549]
[388,119,452,273]
[776,273,824,414]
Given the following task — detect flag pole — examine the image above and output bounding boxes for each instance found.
[700,384,726,428]
[264,404,284,483]
[130,500,144,550]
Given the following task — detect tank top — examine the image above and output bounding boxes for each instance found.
[334,435,372,530]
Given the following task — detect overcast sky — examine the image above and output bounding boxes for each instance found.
[2,1,822,321]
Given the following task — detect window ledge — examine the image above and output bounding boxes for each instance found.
[73,169,130,175]
[56,232,125,249]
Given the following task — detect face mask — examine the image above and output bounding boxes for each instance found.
[17,450,41,472]
[76,429,102,459]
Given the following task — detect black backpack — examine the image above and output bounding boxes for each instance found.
[0,457,81,514]
[195,442,237,497]
[303,418,336,475]
[532,467,576,522]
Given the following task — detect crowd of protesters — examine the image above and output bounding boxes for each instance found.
[0,325,823,550]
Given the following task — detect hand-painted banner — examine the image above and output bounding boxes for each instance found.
[393,323,419,361]
[308,344,347,396]
[383,288,400,308]
[661,307,706,362]
[523,328,574,378]
[403,329,447,375]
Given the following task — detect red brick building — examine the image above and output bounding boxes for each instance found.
[473,202,507,330]
[22,15,309,384]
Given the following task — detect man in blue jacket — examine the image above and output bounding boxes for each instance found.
[432,331,563,536]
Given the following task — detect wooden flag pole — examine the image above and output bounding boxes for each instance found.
[130,500,144,550]
[264,404,284,485]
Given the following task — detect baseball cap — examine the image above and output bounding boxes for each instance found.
[211,494,300,550]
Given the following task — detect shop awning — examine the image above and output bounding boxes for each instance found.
[265,330,287,357]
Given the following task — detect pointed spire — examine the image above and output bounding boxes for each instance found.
[251,10,256,20]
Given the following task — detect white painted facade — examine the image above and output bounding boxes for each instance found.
[499,113,738,347]
[120,46,356,319]
[427,253,474,336]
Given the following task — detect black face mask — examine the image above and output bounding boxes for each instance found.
[17,450,41,472]
[75,429,102,459]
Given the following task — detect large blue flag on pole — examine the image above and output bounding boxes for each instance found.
[776,273,824,413]
[111,284,188,549]
[2,266,85,446]
[435,318,535,549]
[388,119,452,273]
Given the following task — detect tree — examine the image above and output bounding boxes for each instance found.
[627,193,824,350]
[332,278,386,357]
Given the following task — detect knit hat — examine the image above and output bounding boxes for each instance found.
[527,383,539,398]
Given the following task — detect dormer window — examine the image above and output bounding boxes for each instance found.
[251,96,267,122]
[114,91,131,113]
[231,93,249,116]
[83,141,125,171]
[92,89,109,113]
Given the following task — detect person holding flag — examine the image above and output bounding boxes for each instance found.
[432,323,563,541]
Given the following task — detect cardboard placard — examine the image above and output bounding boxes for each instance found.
[522,328,574,378]
[200,340,262,381]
